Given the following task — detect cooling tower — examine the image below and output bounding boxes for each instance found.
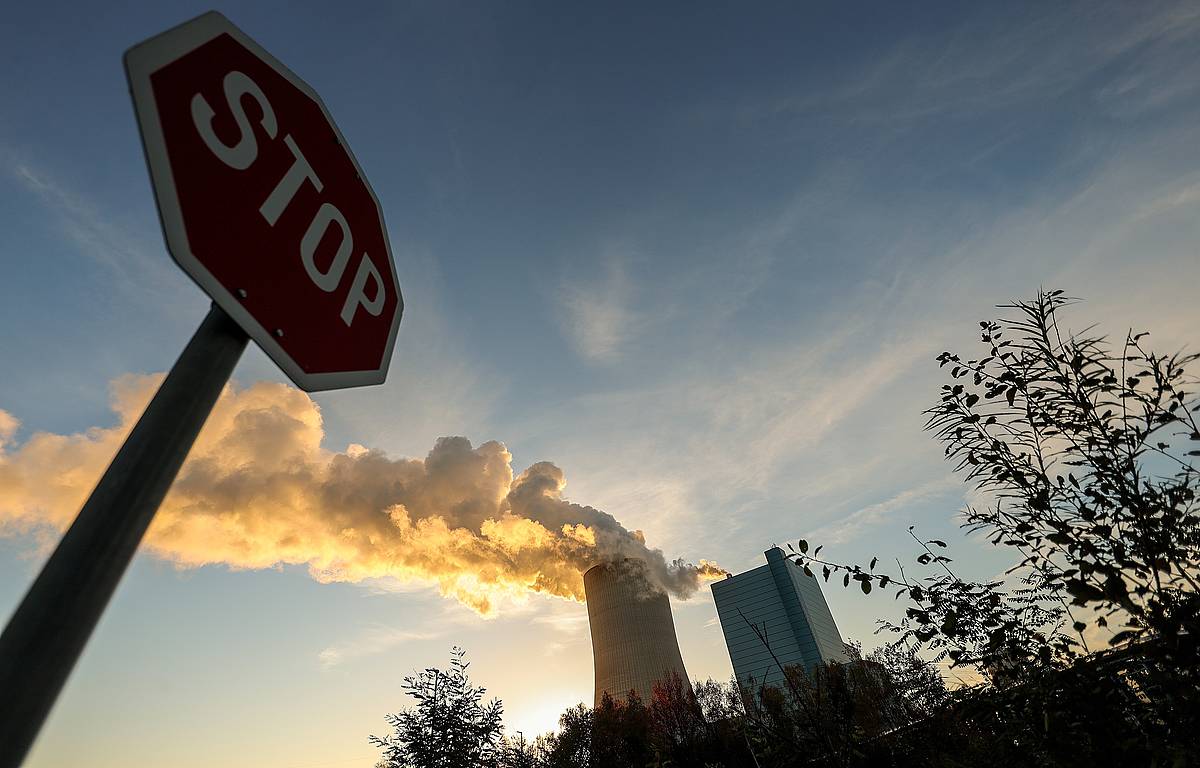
[584,560,690,706]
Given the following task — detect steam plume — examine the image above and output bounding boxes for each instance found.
[0,375,724,614]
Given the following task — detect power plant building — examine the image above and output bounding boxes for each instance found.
[584,560,690,706]
[711,546,848,691]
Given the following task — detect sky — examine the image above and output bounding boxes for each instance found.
[2,1,1200,766]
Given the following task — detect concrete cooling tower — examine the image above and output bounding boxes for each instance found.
[584,560,690,706]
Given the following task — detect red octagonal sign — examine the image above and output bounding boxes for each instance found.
[125,12,402,391]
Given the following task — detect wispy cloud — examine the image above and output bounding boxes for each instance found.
[558,259,639,363]
[0,410,17,450]
[0,146,185,303]
[531,609,590,636]
[523,5,1200,573]
[511,325,931,564]
[762,1,1200,126]
[809,477,963,546]
[318,625,438,668]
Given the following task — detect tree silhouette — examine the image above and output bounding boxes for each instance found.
[371,647,504,768]
[790,291,1200,763]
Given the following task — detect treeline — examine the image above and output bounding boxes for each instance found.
[369,641,948,768]
[495,639,964,768]
[371,635,1195,767]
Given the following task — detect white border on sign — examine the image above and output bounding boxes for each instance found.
[123,11,404,392]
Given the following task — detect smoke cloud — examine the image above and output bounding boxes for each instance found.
[0,375,724,614]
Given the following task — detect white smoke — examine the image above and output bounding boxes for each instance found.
[0,374,724,615]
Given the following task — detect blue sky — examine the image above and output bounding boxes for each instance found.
[3,2,1200,766]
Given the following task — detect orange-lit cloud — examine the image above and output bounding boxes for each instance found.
[0,375,724,615]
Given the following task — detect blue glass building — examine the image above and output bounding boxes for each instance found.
[711,546,848,691]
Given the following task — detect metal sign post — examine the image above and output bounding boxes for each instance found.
[0,10,401,764]
[0,304,247,767]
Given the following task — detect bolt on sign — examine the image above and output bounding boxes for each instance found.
[126,10,403,390]
[0,14,403,766]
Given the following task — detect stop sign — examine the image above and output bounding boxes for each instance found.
[124,12,402,391]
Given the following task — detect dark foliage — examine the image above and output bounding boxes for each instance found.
[539,673,755,768]
[733,635,948,768]
[371,647,505,768]
[490,647,946,768]
[790,291,1200,764]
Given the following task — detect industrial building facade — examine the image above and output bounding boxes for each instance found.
[711,546,848,691]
